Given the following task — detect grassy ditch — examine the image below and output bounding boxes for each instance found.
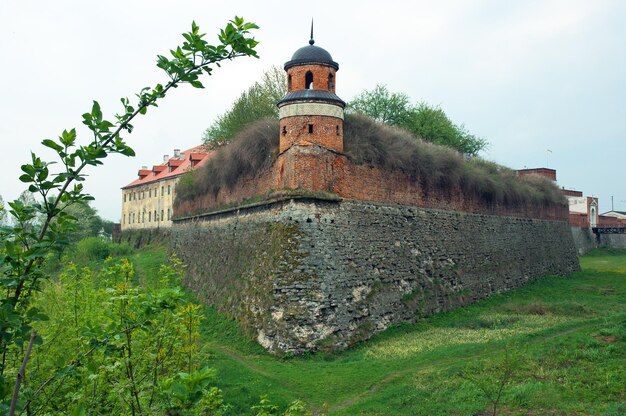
[129,247,625,415]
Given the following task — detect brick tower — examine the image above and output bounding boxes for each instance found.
[277,27,346,154]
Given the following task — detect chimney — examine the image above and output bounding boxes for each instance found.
[173,149,181,159]
[163,154,169,163]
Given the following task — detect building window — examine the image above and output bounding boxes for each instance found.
[305,71,313,89]
[336,125,339,135]
[124,194,126,202]
[154,210,157,221]
[168,185,171,195]
[328,73,334,90]
[161,210,164,221]
[148,212,151,222]
[308,124,313,134]
[167,208,171,220]
[288,74,292,90]
[149,189,151,198]
[161,186,164,196]
[282,126,287,135]
[123,214,125,224]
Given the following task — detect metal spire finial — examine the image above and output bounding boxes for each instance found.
[309,19,315,45]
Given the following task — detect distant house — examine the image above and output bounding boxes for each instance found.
[601,211,626,220]
[599,211,626,227]
[561,188,599,228]
[121,145,211,230]
[515,167,601,228]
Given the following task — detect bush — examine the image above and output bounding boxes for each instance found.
[73,237,133,263]
[74,237,111,261]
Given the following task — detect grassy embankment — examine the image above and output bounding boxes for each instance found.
[130,247,626,415]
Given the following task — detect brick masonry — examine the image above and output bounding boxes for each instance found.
[172,198,580,354]
[287,65,337,92]
[279,115,344,153]
[175,147,569,222]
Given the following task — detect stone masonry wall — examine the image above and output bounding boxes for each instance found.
[172,198,579,354]
[597,233,626,249]
[570,227,597,255]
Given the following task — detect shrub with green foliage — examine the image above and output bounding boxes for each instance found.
[349,84,488,156]
[73,237,133,263]
[3,256,227,414]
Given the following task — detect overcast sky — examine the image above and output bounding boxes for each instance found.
[1,0,625,220]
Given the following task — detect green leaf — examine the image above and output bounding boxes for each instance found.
[71,404,86,416]
[42,139,64,152]
[91,100,103,122]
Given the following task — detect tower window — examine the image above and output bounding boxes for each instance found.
[288,74,292,91]
[336,125,339,135]
[305,71,313,89]
[328,73,334,90]
[308,124,313,134]
[282,126,287,135]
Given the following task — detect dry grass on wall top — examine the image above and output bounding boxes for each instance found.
[175,113,566,211]
[344,113,567,208]
[176,118,279,205]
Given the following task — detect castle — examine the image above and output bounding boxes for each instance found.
[123,33,580,354]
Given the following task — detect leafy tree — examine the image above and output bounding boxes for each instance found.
[0,17,259,414]
[202,65,286,148]
[63,201,112,242]
[406,102,488,157]
[348,84,488,156]
[348,84,413,125]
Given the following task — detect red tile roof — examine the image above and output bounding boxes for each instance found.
[123,144,213,189]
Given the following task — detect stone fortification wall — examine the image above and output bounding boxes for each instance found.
[570,227,626,255]
[570,227,597,255]
[597,234,626,249]
[172,198,579,354]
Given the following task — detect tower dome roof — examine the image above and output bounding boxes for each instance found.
[284,44,339,70]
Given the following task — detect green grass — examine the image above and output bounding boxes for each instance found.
[131,247,626,415]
